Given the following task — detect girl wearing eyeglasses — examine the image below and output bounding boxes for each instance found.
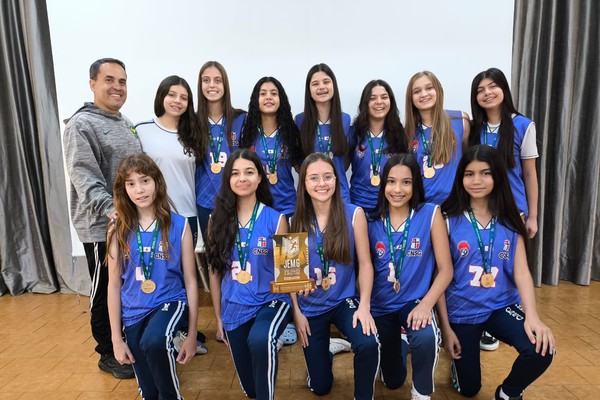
[290,152,380,400]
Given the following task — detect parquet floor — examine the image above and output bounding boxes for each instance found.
[1,281,599,399]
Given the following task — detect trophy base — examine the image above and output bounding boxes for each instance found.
[270,279,316,294]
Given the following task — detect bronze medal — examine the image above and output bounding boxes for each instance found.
[237,270,251,284]
[370,175,381,186]
[210,163,222,174]
[141,279,156,294]
[424,167,435,179]
[393,280,400,294]
[268,172,278,185]
[480,273,495,288]
[321,277,332,291]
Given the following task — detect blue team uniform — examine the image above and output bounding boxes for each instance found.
[220,203,291,400]
[445,213,552,397]
[251,131,296,216]
[411,110,464,205]
[297,204,380,400]
[478,115,534,216]
[368,204,441,395]
[121,212,189,400]
[295,112,352,204]
[349,128,394,211]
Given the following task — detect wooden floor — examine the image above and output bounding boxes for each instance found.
[0,281,599,399]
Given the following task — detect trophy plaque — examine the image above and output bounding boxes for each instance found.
[270,232,315,293]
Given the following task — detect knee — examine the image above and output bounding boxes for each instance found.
[408,326,437,348]
[457,383,481,397]
[140,333,168,354]
[381,374,406,390]
[352,335,380,355]
[309,378,333,396]
[247,331,272,355]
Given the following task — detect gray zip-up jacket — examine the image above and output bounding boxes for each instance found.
[63,102,142,243]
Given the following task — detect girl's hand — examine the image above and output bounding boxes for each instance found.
[524,317,555,357]
[176,335,197,364]
[526,218,538,238]
[406,303,434,331]
[216,319,228,346]
[293,308,311,348]
[441,328,461,359]
[113,339,135,365]
[297,287,315,297]
[353,305,377,336]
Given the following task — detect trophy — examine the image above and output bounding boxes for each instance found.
[270,233,315,293]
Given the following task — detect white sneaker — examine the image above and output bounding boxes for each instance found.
[411,384,431,400]
[329,338,351,355]
[276,338,284,352]
[480,331,499,351]
[173,330,208,355]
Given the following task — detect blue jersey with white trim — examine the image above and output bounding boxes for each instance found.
[220,204,290,331]
[445,212,521,324]
[479,114,534,216]
[295,112,352,204]
[195,113,246,209]
[411,110,464,205]
[121,212,188,327]
[369,203,438,317]
[297,204,358,317]
[251,131,296,215]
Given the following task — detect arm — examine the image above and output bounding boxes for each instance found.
[106,230,135,365]
[436,294,461,359]
[461,111,471,154]
[177,223,199,364]
[209,267,226,345]
[407,208,453,330]
[513,235,555,356]
[353,208,377,335]
[521,158,539,238]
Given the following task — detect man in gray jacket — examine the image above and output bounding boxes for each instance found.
[63,58,141,379]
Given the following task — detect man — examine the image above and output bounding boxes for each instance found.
[63,58,141,379]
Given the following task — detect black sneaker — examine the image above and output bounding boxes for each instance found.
[494,385,523,400]
[480,331,499,351]
[98,354,135,379]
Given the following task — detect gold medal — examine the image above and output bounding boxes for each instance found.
[321,277,332,291]
[393,280,400,294]
[268,172,278,185]
[141,279,156,294]
[424,167,435,179]
[370,175,381,186]
[237,270,251,284]
[210,163,222,174]
[480,273,495,288]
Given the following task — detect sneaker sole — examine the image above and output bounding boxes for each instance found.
[480,342,500,351]
[98,361,135,379]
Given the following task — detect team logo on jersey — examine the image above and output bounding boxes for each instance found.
[498,239,511,259]
[503,239,511,251]
[155,241,168,260]
[257,237,267,248]
[411,237,420,249]
[231,131,239,147]
[355,144,365,158]
[411,139,419,153]
[375,241,386,258]
[458,241,470,257]
[406,238,422,257]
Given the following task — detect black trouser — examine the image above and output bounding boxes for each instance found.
[83,242,113,356]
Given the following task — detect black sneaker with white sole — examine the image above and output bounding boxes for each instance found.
[480,331,499,351]
[98,354,135,379]
[494,385,523,400]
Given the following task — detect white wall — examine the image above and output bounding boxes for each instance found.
[47,0,514,255]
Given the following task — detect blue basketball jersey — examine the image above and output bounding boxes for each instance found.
[295,112,352,204]
[349,128,395,210]
[195,113,246,209]
[479,114,534,216]
[445,212,521,324]
[411,110,464,205]
[368,203,438,317]
[297,204,359,317]
[251,130,296,215]
[220,204,290,331]
[121,212,188,327]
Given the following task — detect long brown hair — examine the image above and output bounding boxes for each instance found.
[404,71,457,165]
[291,153,351,264]
[107,153,173,269]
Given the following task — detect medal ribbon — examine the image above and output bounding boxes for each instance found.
[367,130,386,177]
[259,126,280,175]
[235,202,260,271]
[417,124,432,168]
[385,210,413,281]
[483,123,499,148]
[314,217,330,276]
[316,124,332,155]
[209,123,225,165]
[467,209,496,274]
[135,222,160,280]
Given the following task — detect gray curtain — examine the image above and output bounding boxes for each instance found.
[0,0,74,295]
[512,0,600,285]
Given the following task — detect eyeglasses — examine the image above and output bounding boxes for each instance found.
[305,174,336,185]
